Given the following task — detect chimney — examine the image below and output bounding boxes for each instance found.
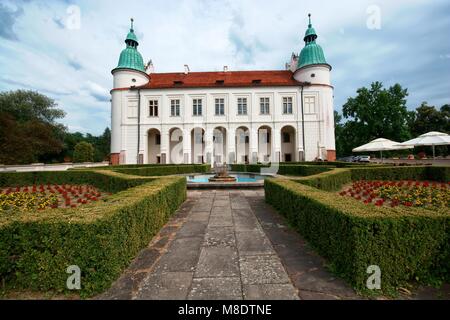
[145,59,154,74]
[184,64,190,74]
[223,66,229,72]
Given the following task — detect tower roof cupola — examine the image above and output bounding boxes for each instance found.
[113,18,145,73]
[297,14,330,69]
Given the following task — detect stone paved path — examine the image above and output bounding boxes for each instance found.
[99,189,362,300]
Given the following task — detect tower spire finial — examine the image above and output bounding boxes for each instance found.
[308,13,312,27]
[130,18,134,31]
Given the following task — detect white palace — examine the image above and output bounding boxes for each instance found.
[110,15,336,165]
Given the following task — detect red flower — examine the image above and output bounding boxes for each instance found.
[403,202,412,207]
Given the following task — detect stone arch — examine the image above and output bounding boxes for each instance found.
[258,125,273,163]
[147,128,161,164]
[213,126,227,164]
[191,127,205,164]
[169,127,184,164]
[281,125,296,162]
[235,126,250,164]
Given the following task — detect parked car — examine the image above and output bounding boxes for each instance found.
[337,156,354,162]
[358,155,371,163]
[352,156,360,162]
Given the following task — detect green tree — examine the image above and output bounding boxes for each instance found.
[0,90,66,124]
[0,90,66,165]
[73,142,94,163]
[408,102,448,136]
[95,128,111,161]
[334,111,345,157]
[408,102,450,157]
[339,82,411,155]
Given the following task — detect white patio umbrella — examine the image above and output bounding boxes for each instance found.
[352,138,413,162]
[397,131,450,159]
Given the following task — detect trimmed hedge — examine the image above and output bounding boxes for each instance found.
[278,161,379,168]
[231,164,332,176]
[265,178,449,293]
[289,166,450,192]
[0,171,186,297]
[114,164,210,176]
[294,168,352,191]
[0,170,152,193]
[350,166,450,182]
[78,163,211,171]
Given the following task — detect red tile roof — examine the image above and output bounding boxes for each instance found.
[138,70,301,89]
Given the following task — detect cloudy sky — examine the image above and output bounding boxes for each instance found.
[1,0,449,135]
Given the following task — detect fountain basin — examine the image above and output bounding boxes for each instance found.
[186,173,268,189]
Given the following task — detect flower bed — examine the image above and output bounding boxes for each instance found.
[339,180,450,209]
[265,178,450,294]
[0,184,110,212]
[0,170,186,297]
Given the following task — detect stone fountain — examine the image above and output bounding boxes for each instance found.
[208,163,237,182]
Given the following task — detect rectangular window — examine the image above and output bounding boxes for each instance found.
[285,154,292,162]
[149,100,159,117]
[283,132,291,143]
[260,97,270,115]
[215,98,225,115]
[155,134,161,145]
[304,96,316,114]
[193,99,202,116]
[283,97,293,114]
[237,97,248,115]
[171,99,180,116]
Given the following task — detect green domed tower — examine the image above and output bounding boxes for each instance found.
[113,18,145,73]
[297,14,330,69]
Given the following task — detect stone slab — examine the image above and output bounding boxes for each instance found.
[240,255,291,285]
[243,284,299,300]
[136,272,193,300]
[235,230,275,256]
[195,247,239,278]
[188,277,242,300]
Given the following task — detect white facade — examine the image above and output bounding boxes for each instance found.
[110,69,336,165]
[110,18,336,165]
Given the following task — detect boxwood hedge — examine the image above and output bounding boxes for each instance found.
[231,164,332,176]
[0,170,186,297]
[350,166,450,182]
[291,166,450,192]
[0,170,152,193]
[265,178,449,293]
[113,164,210,176]
[294,168,352,191]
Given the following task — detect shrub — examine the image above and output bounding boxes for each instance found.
[350,166,450,182]
[230,164,332,176]
[0,170,151,193]
[265,178,449,293]
[294,168,352,191]
[73,142,94,163]
[0,171,186,297]
[114,164,210,176]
